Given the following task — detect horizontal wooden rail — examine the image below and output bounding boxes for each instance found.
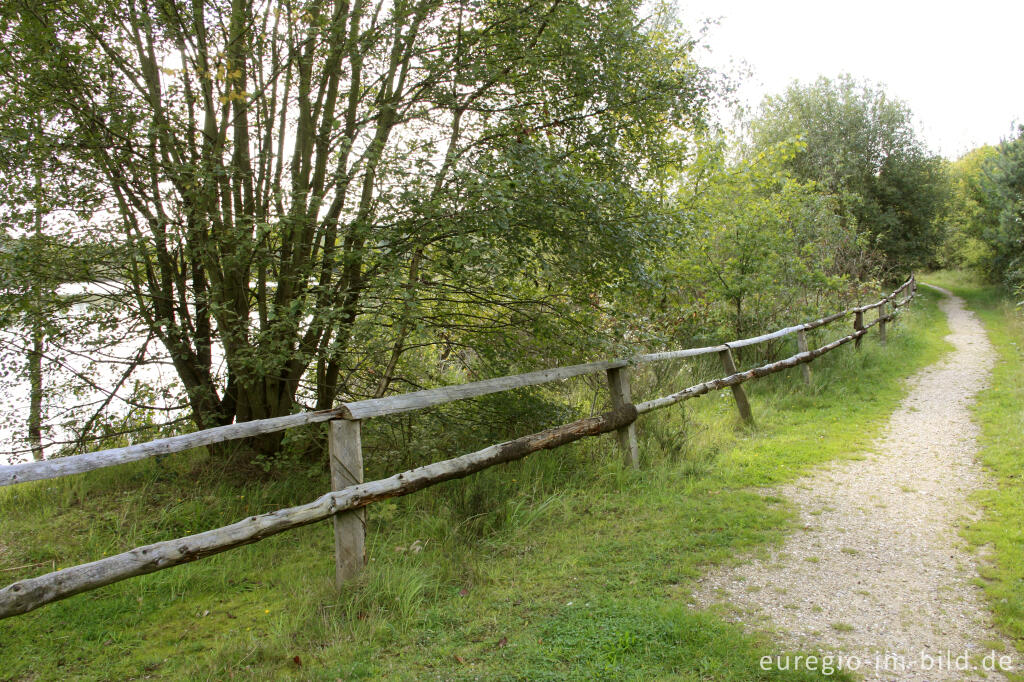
[853,278,915,314]
[0,360,628,486]
[632,344,729,364]
[798,309,851,332]
[0,277,917,619]
[0,406,637,619]
[722,324,807,350]
[853,300,886,313]
[0,409,346,487]
[337,359,628,420]
[636,327,867,414]
[0,277,915,489]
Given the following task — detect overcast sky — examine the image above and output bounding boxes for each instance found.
[676,0,1024,159]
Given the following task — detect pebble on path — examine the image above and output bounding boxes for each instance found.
[691,287,1018,681]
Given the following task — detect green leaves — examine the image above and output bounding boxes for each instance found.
[748,75,946,273]
[0,0,717,459]
[947,128,1024,295]
[648,133,866,347]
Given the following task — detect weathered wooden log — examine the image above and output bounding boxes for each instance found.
[0,409,345,487]
[632,317,838,364]
[0,359,628,488]
[719,347,754,423]
[636,329,867,415]
[606,367,640,470]
[722,324,804,350]
[800,309,852,332]
[796,330,812,385]
[329,420,365,588]
[852,299,886,313]
[0,405,637,619]
[632,344,727,364]
[854,310,865,349]
[338,359,628,420]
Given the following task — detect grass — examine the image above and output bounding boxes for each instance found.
[923,270,1024,661]
[0,287,951,680]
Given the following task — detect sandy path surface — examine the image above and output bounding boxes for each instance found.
[691,286,1018,680]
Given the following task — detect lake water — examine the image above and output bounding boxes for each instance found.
[1,283,191,465]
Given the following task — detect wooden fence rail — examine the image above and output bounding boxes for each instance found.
[0,276,916,619]
[0,277,915,488]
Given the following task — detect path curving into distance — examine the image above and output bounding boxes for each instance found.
[691,285,1018,681]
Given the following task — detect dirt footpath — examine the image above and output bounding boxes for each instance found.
[691,286,1017,681]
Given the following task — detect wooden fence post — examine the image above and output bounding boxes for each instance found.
[606,366,640,470]
[718,346,753,423]
[796,329,812,385]
[854,310,865,349]
[878,301,888,345]
[329,419,365,588]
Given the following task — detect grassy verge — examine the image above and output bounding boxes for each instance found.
[923,270,1024,657]
[0,288,949,681]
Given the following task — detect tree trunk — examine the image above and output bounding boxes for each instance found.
[28,150,44,462]
[27,320,44,461]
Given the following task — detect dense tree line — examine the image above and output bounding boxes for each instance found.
[747,75,947,275]
[941,128,1024,297]
[0,2,954,465]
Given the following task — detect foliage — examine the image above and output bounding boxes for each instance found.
[0,207,179,462]
[937,146,999,270]
[0,113,128,461]
[983,130,1024,295]
[939,130,1024,299]
[976,131,1024,295]
[0,0,713,461]
[642,135,874,349]
[747,75,948,273]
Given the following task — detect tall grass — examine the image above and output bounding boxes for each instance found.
[0,288,949,680]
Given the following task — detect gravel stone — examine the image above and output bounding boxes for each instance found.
[691,287,1017,681]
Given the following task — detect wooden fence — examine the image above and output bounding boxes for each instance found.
[0,276,917,618]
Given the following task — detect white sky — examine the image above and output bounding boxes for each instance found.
[676,0,1024,159]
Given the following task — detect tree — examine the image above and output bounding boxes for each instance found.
[937,145,998,271]
[0,33,160,462]
[0,97,110,461]
[960,128,1024,292]
[747,75,947,273]
[0,0,711,459]
[641,135,871,351]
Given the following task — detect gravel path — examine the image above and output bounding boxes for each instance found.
[691,286,1018,681]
